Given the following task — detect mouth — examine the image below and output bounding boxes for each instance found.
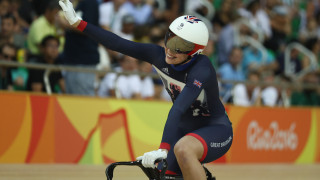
[166,52,176,60]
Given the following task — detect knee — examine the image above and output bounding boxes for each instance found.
[174,141,193,163]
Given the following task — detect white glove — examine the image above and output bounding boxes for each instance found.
[136,149,167,168]
[59,0,82,25]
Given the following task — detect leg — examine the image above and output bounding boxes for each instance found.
[174,136,207,180]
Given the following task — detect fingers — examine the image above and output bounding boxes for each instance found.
[137,155,155,168]
[137,150,167,168]
[142,156,156,168]
[59,0,67,11]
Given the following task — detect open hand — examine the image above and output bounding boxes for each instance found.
[59,0,82,26]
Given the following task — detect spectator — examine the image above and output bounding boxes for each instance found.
[232,70,261,106]
[241,45,278,77]
[152,0,183,25]
[202,35,217,68]
[0,43,16,90]
[291,71,320,106]
[139,61,155,99]
[0,43,27,90]
[264,5,292,54]
[275,47,302,76]
[275,74,292,107]
[27,0,63,56]
[122,0,153,25]
[299,16,320,43]
[62,0,100,96]
[98,55,141,99]
[116,14,135,40]
[295,1,317,42]
[216,9,241,66]
[239,0,272,39]
[211,0,237,35]
[0,0,10,19]
[218,46,245,103]
[260,71,279,107]
[185,0,212,18]
[0,13,26,49]
[27,35,64,93]
[216,22,236,66]
[99,0,128,33]
[148,24,166,45]
[305,37,320,67]
[145,24,170,101]
[13,0,36,28]
[103,14,136,68]
[32,0,54,16]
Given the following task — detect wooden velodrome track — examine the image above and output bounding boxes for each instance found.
[0,164,319,180]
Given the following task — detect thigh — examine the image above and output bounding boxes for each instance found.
[186,124,233,163]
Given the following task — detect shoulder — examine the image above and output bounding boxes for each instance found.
[188,55,215,78]
[193,55,214,71]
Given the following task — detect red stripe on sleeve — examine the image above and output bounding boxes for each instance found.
[77,20,87,32]
[159,142,171,151]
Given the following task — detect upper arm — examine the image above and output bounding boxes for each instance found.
[171,65,212,115]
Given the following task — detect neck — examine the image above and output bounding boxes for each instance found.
[170,55,198,71]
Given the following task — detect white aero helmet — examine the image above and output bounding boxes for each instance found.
[165,15,209,56]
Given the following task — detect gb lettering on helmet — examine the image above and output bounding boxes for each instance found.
[164,15,209,56]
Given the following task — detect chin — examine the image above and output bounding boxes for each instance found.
[165,58,174,65]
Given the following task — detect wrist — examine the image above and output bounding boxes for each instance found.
[76,20,87,31]
[73,20,82,28]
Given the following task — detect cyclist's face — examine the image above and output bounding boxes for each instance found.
[165,47,189,65]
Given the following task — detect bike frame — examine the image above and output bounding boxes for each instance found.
[105,159,216,180]
[105,159,168,180]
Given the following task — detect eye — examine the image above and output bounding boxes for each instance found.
[175,49,183,54]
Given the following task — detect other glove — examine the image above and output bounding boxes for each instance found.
[136,149,167,168]
[59,0,82,25]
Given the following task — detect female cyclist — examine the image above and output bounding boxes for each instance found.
[59,1,233,179]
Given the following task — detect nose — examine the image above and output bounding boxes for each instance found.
[167,48,177,55]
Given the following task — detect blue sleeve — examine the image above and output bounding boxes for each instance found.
[160,64,214,148]
[83,23,163,64]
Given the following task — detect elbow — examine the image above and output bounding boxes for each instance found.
[168,105,184,119]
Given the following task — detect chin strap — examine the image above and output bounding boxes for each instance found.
[170,55,198,71]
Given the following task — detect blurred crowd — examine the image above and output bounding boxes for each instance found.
[0,0,320,107]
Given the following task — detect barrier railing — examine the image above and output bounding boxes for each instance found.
[284,42,319,79]
[0,60,159,95]
[233,19,268,64]
[1,60,319,93]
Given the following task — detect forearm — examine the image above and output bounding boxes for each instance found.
[160,106,183,151]
[73,20,160,64]
[160,86,201,150]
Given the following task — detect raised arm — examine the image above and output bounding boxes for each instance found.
[59,0,163,64]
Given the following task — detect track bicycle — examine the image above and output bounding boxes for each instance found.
[105,159,216,180]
